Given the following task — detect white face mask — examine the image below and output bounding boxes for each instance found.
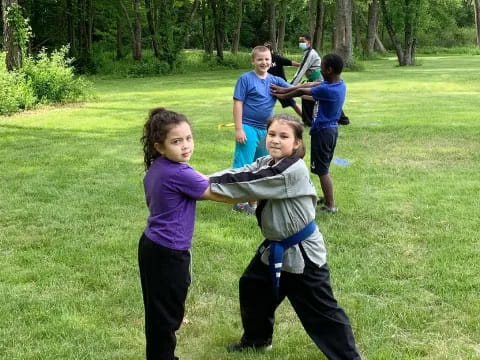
[299,42,308,50]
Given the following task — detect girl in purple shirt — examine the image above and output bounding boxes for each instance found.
[139,107,227,360]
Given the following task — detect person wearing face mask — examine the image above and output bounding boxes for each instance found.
[290,35,322,127]
[291,34,321,86]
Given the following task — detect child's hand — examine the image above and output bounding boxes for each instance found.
[270,84,288,94]
[235,128,247,144]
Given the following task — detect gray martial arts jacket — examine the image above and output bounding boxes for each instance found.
[210,155,327,274]
[291,48,321,86]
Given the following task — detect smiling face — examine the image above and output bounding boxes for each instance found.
[251,49,272,76]
[266,120,301,163]
[154,121,194,163]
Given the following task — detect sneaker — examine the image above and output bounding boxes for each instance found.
[318,205,338,213]
[226,341,272,353]
[232,202,256,215]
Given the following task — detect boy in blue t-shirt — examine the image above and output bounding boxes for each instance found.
[271,53,346,213]
[231,45,292,214]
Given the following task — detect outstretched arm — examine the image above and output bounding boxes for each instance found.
[271,84,315,99]
[200,187,238,203]
[196,171,251,203]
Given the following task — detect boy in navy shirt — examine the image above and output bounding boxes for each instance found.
[271,53,346,213]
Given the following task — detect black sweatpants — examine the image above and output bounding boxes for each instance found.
[138,233,191,360]
[238,245,361,360]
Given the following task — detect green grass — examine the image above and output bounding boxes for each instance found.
[1,54,480,359]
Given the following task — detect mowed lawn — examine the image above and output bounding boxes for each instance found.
[1,55,479,360]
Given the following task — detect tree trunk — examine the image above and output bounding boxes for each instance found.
[267,1,276,50]
[232,0,243,54]
[209,0,225,62]
[379,0,404,64]
[132,0,142,61]
[474,0,480,47]
[3,0,22,71]
[66,0,76,56]
[312,0,325,52]
[277,0,287,53]
[353,3,361,49]
[86,0,93,56]
[380,0,418,65]
[144,0,160,58]
[374,34,387,53]
[334,0,353,67]
[116,14,124,59]
[308,0,315,36]
[76,0,93,70]
[366,0,378,54]
[119,0,138,59]
[201,0,213,54]
[403,0,415,65]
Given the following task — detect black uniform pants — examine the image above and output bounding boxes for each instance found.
[138,233,191,360]
[238,246,361,360]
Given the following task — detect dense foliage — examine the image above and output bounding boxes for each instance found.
[0,48,91,115]
[1,0,478,74]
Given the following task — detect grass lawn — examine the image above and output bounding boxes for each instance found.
[1,54,480,360]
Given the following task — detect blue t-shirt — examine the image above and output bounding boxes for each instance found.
[143,157,209,251]
[233,71,291,129]
[310,80,346,131]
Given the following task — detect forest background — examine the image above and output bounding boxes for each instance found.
[1,0,480,76]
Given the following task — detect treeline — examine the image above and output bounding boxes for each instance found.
[1,0,479,73]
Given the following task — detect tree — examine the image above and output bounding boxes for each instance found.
[76,0,94,69]
[2,0,24,70]
[312,0,325,52]
[276,0,288,53]
[66,0,76,56]
[144,0,160,59]
[132,0,142,60]
[231,0,243,54]
[366,0,379,54]
[379,0,421,66]
[474,0,480,46]
[334,0,353,67]
[267,0,276,49]
[209,0,226,62]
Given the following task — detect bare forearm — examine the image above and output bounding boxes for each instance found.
[200,187,237,203]
[276,87,311,99]
[233,100,243,130]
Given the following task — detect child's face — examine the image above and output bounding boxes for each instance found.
[298,37,310,49]
[251,50,271,75]
[266,120,300,163]
[320,61,331,80]
[154,122,194,163]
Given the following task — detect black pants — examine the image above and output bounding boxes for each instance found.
[138,233,191,360]
[302,98,315,127]
[238,246,361,360]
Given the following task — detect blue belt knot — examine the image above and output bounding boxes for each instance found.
[267,220,317,297]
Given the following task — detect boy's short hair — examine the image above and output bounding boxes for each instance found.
[322,53,344,75]
[300,34,312,42]
[251,45,270,59]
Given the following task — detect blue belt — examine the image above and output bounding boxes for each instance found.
[268,221,317,297]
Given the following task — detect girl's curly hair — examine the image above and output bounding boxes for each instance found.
[140,107,190,170]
